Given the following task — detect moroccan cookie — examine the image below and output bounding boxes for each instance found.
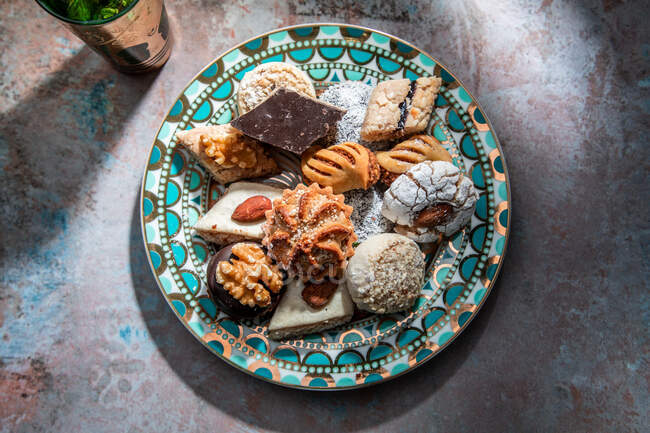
[207,242,284,319]
[360,77,442,142]
[301,142,380,193]
[376,135,452,186]
[194,182,283,245]
[262,183,357,282]
[382,161,478,242]
[267,278,354,340]
[175,124,278,184]
[345,233,424,314]
[237,62,316,114]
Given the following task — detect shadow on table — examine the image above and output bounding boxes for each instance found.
[0,46,159,261]
[129,196,504,432]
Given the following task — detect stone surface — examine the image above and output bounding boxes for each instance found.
[1,1,648,432]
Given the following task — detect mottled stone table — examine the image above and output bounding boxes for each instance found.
[1,1,648,432]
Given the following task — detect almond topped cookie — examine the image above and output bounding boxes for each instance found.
[381,161,478,242]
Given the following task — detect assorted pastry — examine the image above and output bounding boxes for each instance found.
[175,61,478,340]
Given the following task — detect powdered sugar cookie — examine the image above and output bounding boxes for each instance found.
[382,161,478,242]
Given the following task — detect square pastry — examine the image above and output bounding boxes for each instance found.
[194,181,284,245]
[360,77,442,142]
[268,279,354,340]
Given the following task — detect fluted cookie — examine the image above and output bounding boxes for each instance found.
[262,183,357,281]
[360,77,442,142]
[382,161,478,242]
[237,62,316,114]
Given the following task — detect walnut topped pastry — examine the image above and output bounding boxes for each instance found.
[176,124,278,184]
[360,77,442,142]
[207,242,284,318]
[382,161,478,242]
[262,183,357,282]
[376,135,452,186]
[301,142,380,194]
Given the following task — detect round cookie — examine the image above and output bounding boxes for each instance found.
[237,62,316,114]
[381,161,478,242]
[345,233,424,314]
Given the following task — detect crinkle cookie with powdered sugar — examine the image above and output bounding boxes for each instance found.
[382,161,478,242]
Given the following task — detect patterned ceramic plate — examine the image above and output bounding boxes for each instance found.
[140,24,510,390]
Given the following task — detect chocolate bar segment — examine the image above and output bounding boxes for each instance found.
[231,88,346,155]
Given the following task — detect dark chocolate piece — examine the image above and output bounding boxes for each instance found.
[231,88,346,155]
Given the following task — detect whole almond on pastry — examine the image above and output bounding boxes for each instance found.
[231,195,272,222]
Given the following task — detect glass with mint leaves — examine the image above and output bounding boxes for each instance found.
[35,0,172,73]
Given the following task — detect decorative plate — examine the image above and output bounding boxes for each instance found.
[140,24,510,390]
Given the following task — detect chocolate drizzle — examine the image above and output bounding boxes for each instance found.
[397,81,418,130]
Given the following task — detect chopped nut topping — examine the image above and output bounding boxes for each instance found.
[200,130,258,169]
[215,243,283,308]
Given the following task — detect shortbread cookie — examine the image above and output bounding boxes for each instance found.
[237,62,316,114]
[176,125,278,184]
[301,142,380,193]
[345,233,424,313]
[382,161,478,242]
[360,77,442,142]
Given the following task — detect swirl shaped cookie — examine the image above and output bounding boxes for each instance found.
[262,183,357,281]
[381,161,478,242]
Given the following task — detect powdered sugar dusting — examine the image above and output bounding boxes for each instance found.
[344,186,394,242]
[319,82,372,145]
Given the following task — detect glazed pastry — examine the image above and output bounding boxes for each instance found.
[345,233,424,313]
[231,89,346,155]
[267,278,354,340]
[301,142,380,193]
[376,135,452,185]
[207,242,284,319]
[237,62,316,114]
[360,77,442,142]
[175,124,278,184]
[382,161,478,242]
[262,183,357,282]
[194,182,283,245]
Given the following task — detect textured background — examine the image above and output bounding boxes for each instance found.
[1,1,648,432]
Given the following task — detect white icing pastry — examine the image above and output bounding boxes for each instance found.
[194,182,283,245]
[267,279,354,340]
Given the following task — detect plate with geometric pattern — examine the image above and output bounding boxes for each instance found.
[140,23,511,390]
